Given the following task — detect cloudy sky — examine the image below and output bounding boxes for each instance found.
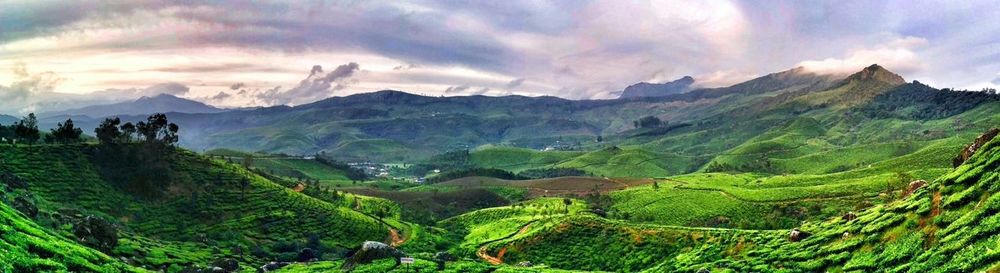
[1,0,998,113]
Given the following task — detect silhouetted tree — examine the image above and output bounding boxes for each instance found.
[50,118,83,144]
[136,113,179,146]
[95,117,122,145]
[14,113,40,145]
[120,122,136,142]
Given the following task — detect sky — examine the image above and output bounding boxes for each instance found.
[1,0,999,113]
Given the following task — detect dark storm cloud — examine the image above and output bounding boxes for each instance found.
[255,63,360,105]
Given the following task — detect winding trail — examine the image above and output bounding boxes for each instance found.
[476,221,535,265]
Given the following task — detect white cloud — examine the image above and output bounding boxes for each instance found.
[798,36,928,75]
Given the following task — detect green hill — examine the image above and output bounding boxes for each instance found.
[478,128,1000,272]
[0,200,145,272]
[0,144,391,271]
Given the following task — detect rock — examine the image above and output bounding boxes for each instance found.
[516,261,533,267]
[73,216,118,252]
[0,171,27,189]
[211,258,239,272]
[433,251,455,262]
[257,262,290,273]
[954,128,1000,167]
[297,247,318,262]
[697,268,711,273]
[842,211,857,221]
[342,241,407,270]
[789,228,811,242]
[903,180,928,197]
[11,196,38,218]
[590,208,607,218]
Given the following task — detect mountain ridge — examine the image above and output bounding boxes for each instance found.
[40,93,223,118]
[619,76,695,98]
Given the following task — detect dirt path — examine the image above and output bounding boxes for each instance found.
[292,183,305,192]
[389,228,406,247]
[476,222,534,265]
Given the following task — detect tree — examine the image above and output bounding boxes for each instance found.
[120,122,136,143]
[563,198,572,213]
[636,116,663,128]
[95,117,122,145]
[242,154,254,169]
[136,113,179,146]
[50,118,83,144]
[14,113,40,145]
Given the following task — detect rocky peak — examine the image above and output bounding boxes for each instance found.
[845,64,905,85]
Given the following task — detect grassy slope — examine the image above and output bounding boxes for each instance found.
[0,144,390,270]
[0,200,145,273]
[493,131,1000,272]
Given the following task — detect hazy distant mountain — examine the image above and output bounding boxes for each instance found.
[0,114,18,125]
[619,76,695,98]
[41,94,223,118]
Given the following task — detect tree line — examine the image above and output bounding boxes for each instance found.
[0,113,83,144]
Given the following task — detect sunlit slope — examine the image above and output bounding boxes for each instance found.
[0,144,390,269]
[0,200,145,273]
[495,129,1000,272]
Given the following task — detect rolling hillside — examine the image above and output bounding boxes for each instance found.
[0,144,394,271]
[486,129,1000,272]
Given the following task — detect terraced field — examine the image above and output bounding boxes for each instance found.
[0,145,393,269]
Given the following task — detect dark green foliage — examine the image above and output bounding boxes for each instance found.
[635,115,663,128]
[72,215,119,253]
[860,82,1000,120]
[12,113,40,145]
[517,168,588,179]
[426,168,526,184]
[49,118,84,144]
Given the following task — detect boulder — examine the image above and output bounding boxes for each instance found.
[789,228,811,242]
[342,241,407,271]
[433,251,455,262]
[842,211,857,221]
[516,261,533,267]
[73,216,119,252]
[211,258,239,272]
[0,171,27,189]
[954,128,1000,167]
[297,247,318,262]
[257,262,290,273]
[11,196,38,218]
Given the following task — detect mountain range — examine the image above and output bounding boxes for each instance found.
[40,93,223,118]
[11,64,1000,168]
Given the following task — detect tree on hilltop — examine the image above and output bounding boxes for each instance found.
[50,118,83,144]
[14,113,40,145]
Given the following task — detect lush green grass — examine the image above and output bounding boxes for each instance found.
[274,259,600,273]
[493,130,1000,272]
[469,146,582,173]
[0,144,392,271]
[253,158,351,181]
[0,200,146,272]
[440,198,590,257]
